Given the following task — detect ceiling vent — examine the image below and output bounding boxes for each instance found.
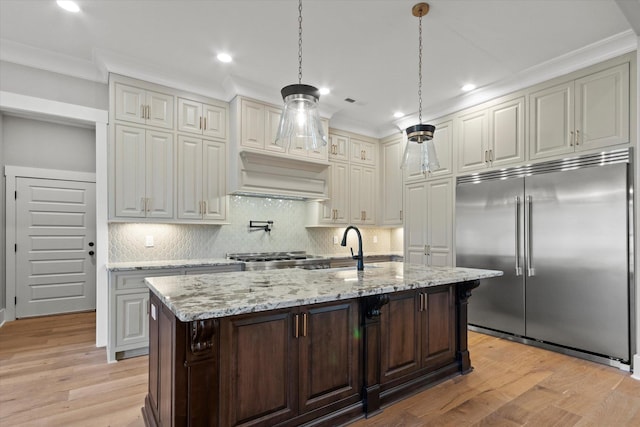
[344,98,356,103]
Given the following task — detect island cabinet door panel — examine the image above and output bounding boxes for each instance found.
[219,310,299,427]
[380,291,421,384]
[421,286,456,370]
[298,300,361,413]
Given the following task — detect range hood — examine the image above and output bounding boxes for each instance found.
[228,150,329,200]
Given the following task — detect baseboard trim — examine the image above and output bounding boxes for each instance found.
[632,354,640,380]
[0,308,5,328]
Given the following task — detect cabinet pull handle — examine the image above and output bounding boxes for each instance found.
[484,150,488,163]
[140,105,145,119]
[302,313,308,337]
[570,131,574,146]
[146,105,151,120]
[515,196,522,276]
[575,129,580,146]
[489,149,493,162]
[141,197,146,212]
[146,198,151,212]
[199,117,203,130]
[419,293,425,312]
[203,200,207,215]
[203,117,207,130]
[400,210,403,221]
[294,314,299,338]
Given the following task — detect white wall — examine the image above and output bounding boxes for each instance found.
[0,114,5,313]
[3,115,95,172]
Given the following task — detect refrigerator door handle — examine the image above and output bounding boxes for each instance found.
[526,195,535,276]
[515,196,522,276]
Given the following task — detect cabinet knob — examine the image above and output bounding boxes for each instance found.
[575,129,580,146]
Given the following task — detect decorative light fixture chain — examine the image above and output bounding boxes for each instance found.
[418,14,423,124]
[298,0,303,84]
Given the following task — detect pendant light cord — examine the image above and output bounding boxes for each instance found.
[298,0,303,84]
[418,13,423,124]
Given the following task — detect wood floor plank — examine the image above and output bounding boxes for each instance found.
[1,312,639,426]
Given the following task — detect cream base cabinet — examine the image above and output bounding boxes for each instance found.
[112,125,173,219]
[380,135,404,225]
[404,178,453,267]
[177,136,227,222]
[114,83,174,129]
[349,164,376,225]
[530,62,629,160]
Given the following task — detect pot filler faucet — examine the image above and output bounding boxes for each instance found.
[341,226,364,271]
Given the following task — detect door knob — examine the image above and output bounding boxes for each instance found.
[88,242,94,247]
[89,251,95,256]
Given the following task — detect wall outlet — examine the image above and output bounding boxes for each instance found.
[145,235,154,247]
[373,235,378,243]
[333,236,339,245]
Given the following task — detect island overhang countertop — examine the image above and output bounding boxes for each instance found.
[145,262,503,322]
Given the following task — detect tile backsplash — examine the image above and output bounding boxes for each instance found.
[109,195,404,262]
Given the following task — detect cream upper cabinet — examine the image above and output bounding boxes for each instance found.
[489,97,525,167]
[287,118,329,160]
[380,136,403,225]
[349,164,376,225]
[329,134,350,162]
[114,83,174,129]
[318,161,349,225]
[240,98,266,149]
[264,106,287,154]
[350,138,377,166]
[404,178,453,266]
[176,136,227,222]
[457,96,524,173]
[404,119,454,182]
[457,109,489,173]
[112,125,173,219]
[530,62,629,160]
[178,98,227,140]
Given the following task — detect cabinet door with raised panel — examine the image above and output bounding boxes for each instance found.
[114,83,146,125]
[240,98,265,149]
[202,139,226,221]
[489,97,525,167]
[114,125,146,218]
[202,103,227,140]
[381,137,403,225]
[404,181,428,265]
[145,90,174,129]
[529,81,574,160]
[327,162,349,224]
[145,130,173,219]
[350,138,377,166]
[422,286,455,370]
[265,106,287,154]
[457,109,488,172]
[177,98,203,134]
[360,166,376,224]
[115,292,149,349]
[176,136,204,220]
[329,134,350,162]
[431,120,453,176]
[427,178,453,267]
[575,62,629,151]
[298,300,361,413]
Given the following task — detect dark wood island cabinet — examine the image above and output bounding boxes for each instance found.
[141,263,501,426]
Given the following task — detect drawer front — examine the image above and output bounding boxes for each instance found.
[114,269,182,291]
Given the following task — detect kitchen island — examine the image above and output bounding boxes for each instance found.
[142,262,502,427]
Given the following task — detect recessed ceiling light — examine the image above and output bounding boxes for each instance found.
[462,83,476,92]
[57,1,80,13]
[319,87,330,95]
[216,53,232,63]
[393,112,405,118]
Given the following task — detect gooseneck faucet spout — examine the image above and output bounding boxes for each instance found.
[341,226,364,271]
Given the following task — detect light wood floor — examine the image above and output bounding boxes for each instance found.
[1,312,639,426]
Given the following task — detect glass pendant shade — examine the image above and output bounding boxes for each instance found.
[275,84,327,150]
[401,129,440,173]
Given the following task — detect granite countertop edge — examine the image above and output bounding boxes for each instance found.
[145,262,503,323]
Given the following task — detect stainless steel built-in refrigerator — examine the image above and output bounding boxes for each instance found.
[456,149,632,364]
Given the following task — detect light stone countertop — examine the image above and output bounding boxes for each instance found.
[146,262,503,322]
[106,258,243,271]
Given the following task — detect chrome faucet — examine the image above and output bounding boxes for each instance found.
[341,226,364,271]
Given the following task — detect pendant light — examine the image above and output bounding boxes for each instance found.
[401,3,439,174]
[275,0,327,151]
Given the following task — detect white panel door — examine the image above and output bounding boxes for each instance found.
[360,166,376,225]
[381,138,403,225]
[16,178,96,317]
[114,83,145,125]
[203,140,227,221]
[329,134,349,162]
[145,130,174,219]
[430,120,453,176]
[489,97,525,167]
[457,109,488,172]
[146,90,174,129]
[240,99,265,149]
[203,103,227,140]
[177,98,203,134]
[264,106,286,154]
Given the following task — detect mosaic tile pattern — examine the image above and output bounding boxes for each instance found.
[109,195,403,262]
